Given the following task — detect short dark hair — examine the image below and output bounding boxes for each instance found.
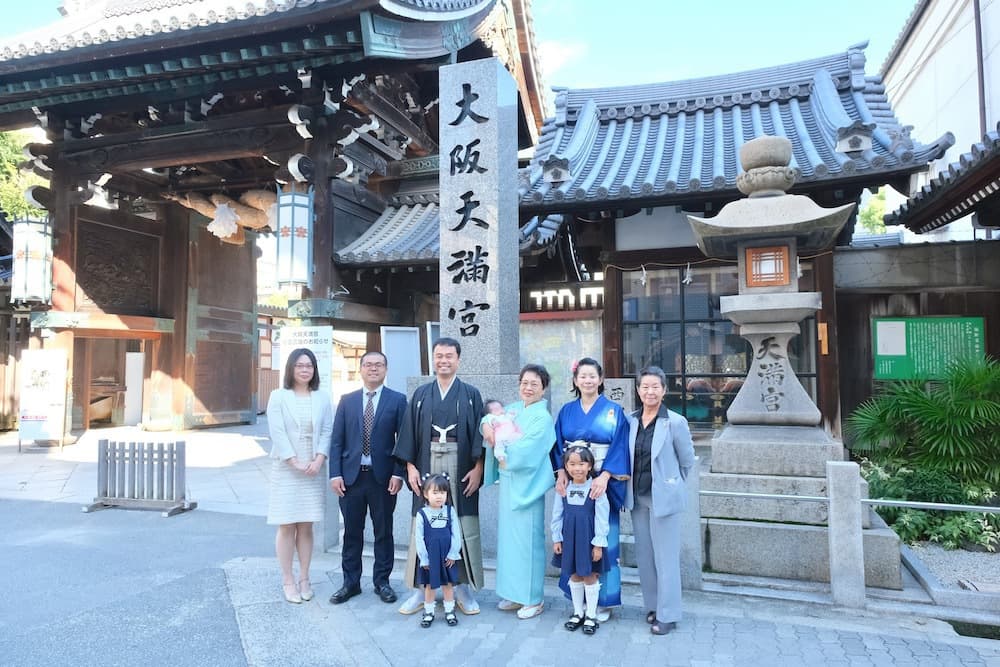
[483,399,503,416]
[562,445,596,477]
[637,365,667,389]
[519,364,550,389]
[571,357,605,399]
[360,350,387,366]
[283,348,320,391]
[433,337,462,357]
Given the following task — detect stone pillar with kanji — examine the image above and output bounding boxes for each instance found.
[438,58,519,375]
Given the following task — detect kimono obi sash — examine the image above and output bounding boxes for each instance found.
[565,439,610,472]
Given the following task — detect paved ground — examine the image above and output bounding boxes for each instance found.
[2,425,999,666]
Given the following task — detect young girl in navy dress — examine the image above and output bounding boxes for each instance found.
[551,446,610,635]
[415,473,463,628]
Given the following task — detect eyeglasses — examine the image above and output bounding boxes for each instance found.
[519,380,542,388]
[294,363,314,370]
[361,362,386,368]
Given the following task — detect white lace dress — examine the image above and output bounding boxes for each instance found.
[266,395,325,525]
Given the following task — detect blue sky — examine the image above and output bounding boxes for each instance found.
[1,0,917,92]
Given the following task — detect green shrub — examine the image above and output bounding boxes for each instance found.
[859,458,999,551]
[847,356,1000,485]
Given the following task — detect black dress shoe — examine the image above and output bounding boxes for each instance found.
[374,584,397,604]
[650,620,676,635]
[329,585,361,605]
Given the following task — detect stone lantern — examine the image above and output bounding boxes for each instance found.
[687,136,852,426]
[684,136,902,590]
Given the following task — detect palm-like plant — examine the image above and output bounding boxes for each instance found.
[846,356,1000,485]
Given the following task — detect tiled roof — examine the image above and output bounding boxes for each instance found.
[879,0,931,76]
[520,43,954,212]
[378,0,495,20]
[884,123,1000,233]
[334,191,561,266]
[0,0,343,62]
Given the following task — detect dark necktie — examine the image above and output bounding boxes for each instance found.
[362,391,375,458]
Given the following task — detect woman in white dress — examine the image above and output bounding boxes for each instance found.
[266,348,334,603]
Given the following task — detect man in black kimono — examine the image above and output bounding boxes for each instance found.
[393,337,485,615]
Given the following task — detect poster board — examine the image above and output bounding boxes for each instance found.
[873,317,985,380]
[18,349,67,444]
[274,326,334,395]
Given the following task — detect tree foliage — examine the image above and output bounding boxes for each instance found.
[0,130,45,220]
[857,187,887,234]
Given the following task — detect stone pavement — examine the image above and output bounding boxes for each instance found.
[1,425,999,666]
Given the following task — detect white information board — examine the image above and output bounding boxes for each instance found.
[18,349,67,443]
[275,325,334,396]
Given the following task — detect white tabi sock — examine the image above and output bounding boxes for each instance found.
[584,582,601,619]
[443,599,455,613]
[569,580,585,617]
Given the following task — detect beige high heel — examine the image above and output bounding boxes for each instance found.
[298,579,314,602]
[283,583,302,604]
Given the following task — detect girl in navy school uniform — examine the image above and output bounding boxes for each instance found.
[552,446,611,635]
[415,473,463,628]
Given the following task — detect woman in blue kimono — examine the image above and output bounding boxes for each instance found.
[481,364,556,620]
[552,357,631,621]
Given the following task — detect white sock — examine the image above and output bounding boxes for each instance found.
[443,599,455,613]
[424,601,435,614]
[569,580,585,616]
[584,582,601,619]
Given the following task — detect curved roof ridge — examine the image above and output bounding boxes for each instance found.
[558,45,866,110]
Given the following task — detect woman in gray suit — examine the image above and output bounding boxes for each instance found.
[625,366,696,635]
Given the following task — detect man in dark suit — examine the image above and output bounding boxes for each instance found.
[329,350,408,604]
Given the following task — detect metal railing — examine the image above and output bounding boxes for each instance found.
[700,489,1000,514]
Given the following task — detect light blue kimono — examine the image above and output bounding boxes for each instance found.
[486,399,556,606]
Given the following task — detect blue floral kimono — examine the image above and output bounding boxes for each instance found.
[552,394,631,608]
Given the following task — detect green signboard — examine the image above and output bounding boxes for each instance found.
[872,317,986,380]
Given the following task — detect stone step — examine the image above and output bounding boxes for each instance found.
[700,472,871,527]
[709,424,846,476]
[702,518,901,590]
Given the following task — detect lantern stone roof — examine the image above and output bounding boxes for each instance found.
[334,185,560,267]
[519,43,954,213]
[884,122,1000,233]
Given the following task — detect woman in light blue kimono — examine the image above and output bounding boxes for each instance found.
[481,364,555,620]
[552,357,631,620]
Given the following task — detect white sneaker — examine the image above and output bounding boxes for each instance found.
[596,607,612,623]
[516,603,544,619]
[496,599,522,611]
[398,590,424,615]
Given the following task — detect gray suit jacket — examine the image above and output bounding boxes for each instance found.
[624,409,696,517]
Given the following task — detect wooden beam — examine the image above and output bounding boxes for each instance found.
[347,85,437,156]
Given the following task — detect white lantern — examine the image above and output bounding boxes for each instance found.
[10,216,53,304]
[275,184,314,287]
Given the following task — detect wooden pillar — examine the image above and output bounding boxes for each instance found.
[601,220,622,378]
[815,251,842,437]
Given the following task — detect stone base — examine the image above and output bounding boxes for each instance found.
[710,425,846,477]
[703,516,901,589]
[701,471,870,527]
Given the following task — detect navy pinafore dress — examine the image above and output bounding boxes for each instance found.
[552,491,608,578]
[416,506,460,589]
